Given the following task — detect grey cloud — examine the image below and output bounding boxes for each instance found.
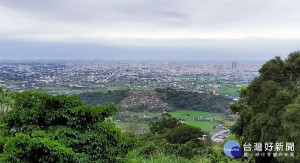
[1,0,300,30]
[0,0,300,60]
[1,0,296,27]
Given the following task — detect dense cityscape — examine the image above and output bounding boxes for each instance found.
[0,60,261,98]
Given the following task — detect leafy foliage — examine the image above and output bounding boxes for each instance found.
[0,89,135,162]
[77,88,231,113]
[156,88,232,112]
[139,114,208,158]
[128,114,252,162]
[149,113,181,134]
[78,89,129,106]
[230,51,300,163]
[0,88,13,115]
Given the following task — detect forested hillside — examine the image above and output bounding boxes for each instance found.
[118,89,172,111]
[156,88,232,112]
[78,88,231,113]
[77,89,129,106]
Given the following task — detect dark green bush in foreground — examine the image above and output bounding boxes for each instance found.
[136,113,210,159]
[0,90,135,162]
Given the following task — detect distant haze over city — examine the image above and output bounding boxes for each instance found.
[0,0,300,61]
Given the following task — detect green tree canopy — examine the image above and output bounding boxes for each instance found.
[0,89,135,163]
[0,88,13,115]
[149,113,181,134]
[230,51,300,163]
[139,113,207,159]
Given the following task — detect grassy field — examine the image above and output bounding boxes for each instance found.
[217,81,240,97]
[128,112,162,117]
[184,121,219,133]
[114,110,226,135]
[169,110,225,134]
[112,110,231,135]
[114,110,229,135]
[114,112,162,133]
[169,110,212,119]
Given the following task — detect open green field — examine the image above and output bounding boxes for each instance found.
[169,110,223,120]
[114,110,227,135]
[113,110,230,135]
[218,84,239,97]
[184,121,219,133]
[216,80,240,97]
[126,112,162,117]
[169,110,225,134]
[170,110,212,119]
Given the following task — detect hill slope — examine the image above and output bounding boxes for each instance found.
[119,89,172,110]
[156,88,232,112]
[77,88,232,113]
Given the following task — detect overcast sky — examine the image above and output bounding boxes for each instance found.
[0,0,300,61]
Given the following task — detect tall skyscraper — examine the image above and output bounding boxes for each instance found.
[232,61,237,69]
